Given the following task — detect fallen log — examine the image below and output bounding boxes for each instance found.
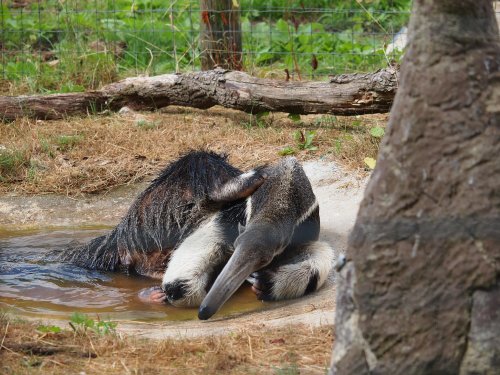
[0,67,398,121]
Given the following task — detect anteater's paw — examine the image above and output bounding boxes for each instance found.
[249,241,334,301]
[247,270,276,301]
[138,286,167,304]
[248,264,321,302]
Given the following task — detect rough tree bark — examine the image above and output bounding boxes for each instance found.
[200,0,242,70]
[0,68,398,121]
[330,1,500,374]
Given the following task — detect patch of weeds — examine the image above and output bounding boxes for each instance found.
[332,116,365,133]
[314,115,337,128]
[0,310,26,325]
[37,325,62,334]
[69,312,117,335]
[27,160,39,182]
[41,82,86,94]
[0,310,9,324]
[287,113,302,124]
[278,146,296,156]
[293,130,318,151]
[89,100,99,116]
[243,112,270,129]
[136,118,159,130]
[279,125,317,156]
[330,130,380,168]
[370,126,385,138]
[56,135,83,151]
[332,138,343,155]
[273,363,299,375]
[351,119,363,128]
[0,148,30,181]
[39,138,55,158]
[22,357,43,368]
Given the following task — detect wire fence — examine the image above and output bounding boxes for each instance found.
[1,0,413,94]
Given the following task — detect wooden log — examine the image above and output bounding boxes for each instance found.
[0,67,398,121]
[0,93,109,120]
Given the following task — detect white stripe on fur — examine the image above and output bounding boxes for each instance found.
[161,213,225,307]
[245,196,252,224]
[296,199,319,226]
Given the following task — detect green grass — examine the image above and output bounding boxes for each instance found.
[55,134,83,151]
[136,118,159,130]
[1,0,410,93]
[0,148,30,182]
[69,312,117,335]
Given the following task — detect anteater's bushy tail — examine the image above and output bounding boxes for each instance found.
[48,229,121,271]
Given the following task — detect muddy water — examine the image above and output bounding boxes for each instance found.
[0,228,266,322]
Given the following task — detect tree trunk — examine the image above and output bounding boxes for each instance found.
[200,0,242,70]
[330,1,500,374]
[0,68,398,121]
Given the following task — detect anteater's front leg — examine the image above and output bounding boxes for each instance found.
[160,214,234,307]
[248,241,334,301]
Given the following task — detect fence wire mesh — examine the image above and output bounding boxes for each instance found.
[2,0,412,94]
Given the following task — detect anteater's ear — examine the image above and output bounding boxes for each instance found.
[209,170,267,204]
[238,223,246,235]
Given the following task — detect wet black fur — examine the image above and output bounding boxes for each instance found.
[50,151,248,276]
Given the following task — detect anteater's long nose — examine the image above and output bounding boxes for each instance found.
[198,246,259,320]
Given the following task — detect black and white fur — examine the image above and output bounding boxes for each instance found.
[51,151,333,316]
[198,155,334,319]
[239,157,333,301]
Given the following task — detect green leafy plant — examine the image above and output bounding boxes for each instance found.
[278,146,296,156]
[69,312,117,335]
[370,126,385,138]
[293,130,318,151]
[37,324,62,334]
[136,118,159,130]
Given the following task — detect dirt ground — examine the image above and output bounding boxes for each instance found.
[0,107,384,195]
[0,313,334,375]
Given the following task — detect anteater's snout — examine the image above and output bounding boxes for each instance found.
[162,280,188,303]
[198,304,216,320]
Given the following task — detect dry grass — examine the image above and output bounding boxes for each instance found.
[0,313,334,374]
[0,107,387,196]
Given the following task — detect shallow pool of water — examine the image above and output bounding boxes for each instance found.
[0,228,266,322]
